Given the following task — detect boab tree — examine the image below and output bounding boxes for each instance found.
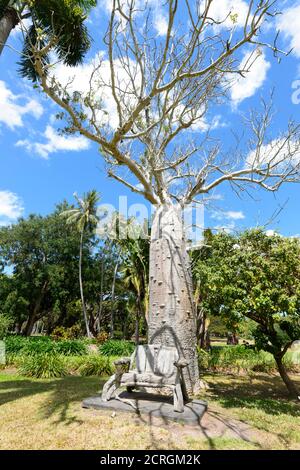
[19,0,300,393]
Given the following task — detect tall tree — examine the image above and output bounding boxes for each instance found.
[0,0,96,79]
[61,190,100,337]
[21,0,300,393]
[193,229,300,399]
[117,222,150,344]
[0,203,82,335]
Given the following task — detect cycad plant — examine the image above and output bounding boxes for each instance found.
[0,0,96,80]
[61,190,100,338]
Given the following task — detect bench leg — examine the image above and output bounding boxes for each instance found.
[173,383,184,413]
[102,374,118,402]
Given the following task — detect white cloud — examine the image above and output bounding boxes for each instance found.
[225,211,245,220]
[246,138,300,169]
[0,190,24,225]
[212,210,245,221]
[230,51,270,105]
[277,4,300,57]
[15,125,90,159]
[200,0,251,29]
[0,80,43,130]
[154,14,168,36]
[51,54,142,131]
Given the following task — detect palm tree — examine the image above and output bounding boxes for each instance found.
[0,1,96,80]
[118,223,150,345]
[61,190,100,338]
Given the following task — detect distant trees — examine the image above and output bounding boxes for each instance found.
[0,202,82,335]
[0,200,143,340]
[61,190,100,338]
[193,229,300,398]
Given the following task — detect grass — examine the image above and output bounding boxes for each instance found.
[0,368,299,450]
[199,344,300,373]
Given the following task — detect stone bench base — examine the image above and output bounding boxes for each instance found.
[82,390,207,425]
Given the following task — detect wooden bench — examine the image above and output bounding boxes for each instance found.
[101,345,189,412]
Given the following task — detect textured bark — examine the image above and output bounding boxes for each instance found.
[148,204,200,394]
[22,281,48,336]
[275,355,299,399]
[0,8,19,55]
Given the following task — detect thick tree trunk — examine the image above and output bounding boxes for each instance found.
[79,229,91,338]
[275,355,299,399]
[22,281,48,336]
[0,8,19,56]
[148,204,200,394]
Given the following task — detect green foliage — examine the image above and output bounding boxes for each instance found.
[19,353,66,378]
[0,314,12,340]
[18,0,96,81]
[5,336,37,355]
[99,339,135,357]
[193,230,300,359]
[95,331,109,344]
[55,339,87,356]
[198,345,298,373]
[51,325,82,340]
[4,335,86,356]
[77,355,112,376]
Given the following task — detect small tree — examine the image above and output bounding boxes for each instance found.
[61,190,100,337]
[17,0,300,392]
[194,229,300,399]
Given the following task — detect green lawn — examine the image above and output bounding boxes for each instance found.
[0,369,299,450]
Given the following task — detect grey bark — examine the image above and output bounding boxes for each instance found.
[275,355,299,399]
[79,228,91,338]
[147,204,200,394]
[0,8,19,56]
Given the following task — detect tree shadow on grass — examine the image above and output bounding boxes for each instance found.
[40,376,106,425]
[0,372,106,425]
[204,373,300,417]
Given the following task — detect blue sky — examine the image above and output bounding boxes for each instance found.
[0,0,300,237]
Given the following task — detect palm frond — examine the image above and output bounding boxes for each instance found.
[32,0,91,67]
[18,23,50,82]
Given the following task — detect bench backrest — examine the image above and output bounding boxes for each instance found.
[130,345,179,379]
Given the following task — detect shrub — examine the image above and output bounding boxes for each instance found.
[54,339,87,356]
[0,314,13,340]
[64,355,87,374]
[5,336,32,354]
[99,339,135,357]
[22,338,55,355]
[19,353,66,378]
[198,345,300,373]
[95,331,109,344]
[51,325,82,340]
[78,355,113,377]
[4,336,87,357]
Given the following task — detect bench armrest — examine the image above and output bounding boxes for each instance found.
[114,357,131,366]
[174,359,189,369]
[114,357,131,376]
